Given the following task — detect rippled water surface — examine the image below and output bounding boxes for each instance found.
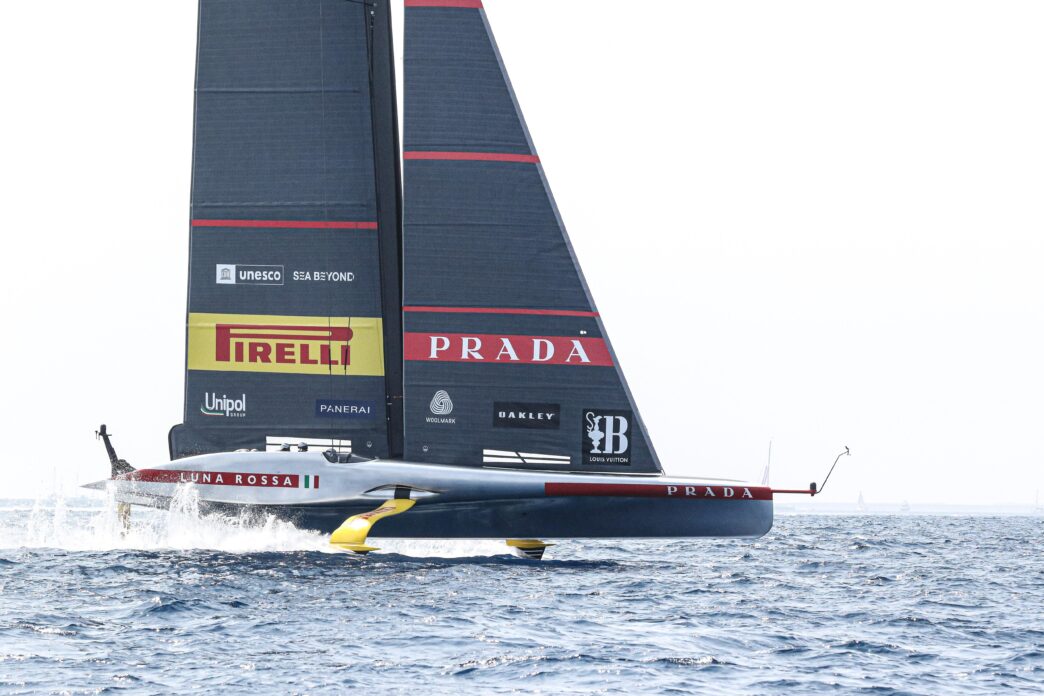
[0,496,1041,694]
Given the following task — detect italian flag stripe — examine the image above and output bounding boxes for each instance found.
[315,476,319,489]
[304,475,310,489]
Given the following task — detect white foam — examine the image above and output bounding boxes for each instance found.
[373,538,516,558]
[0,483,331,553]
[0,485,516,558]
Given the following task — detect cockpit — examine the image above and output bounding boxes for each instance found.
[323,449,371,464]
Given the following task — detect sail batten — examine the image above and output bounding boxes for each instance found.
[404,0,485,9]
[191,220,379,230]
[404,151,539,163]
[404,306,599,318]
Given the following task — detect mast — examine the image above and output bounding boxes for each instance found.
[366,0,405,458]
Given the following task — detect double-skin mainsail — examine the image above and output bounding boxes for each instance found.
[170,0,403,460]
[170,0,661,477]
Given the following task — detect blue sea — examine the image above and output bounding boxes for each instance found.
[0,495,1041,694]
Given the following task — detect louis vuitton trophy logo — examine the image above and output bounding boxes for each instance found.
[585,412,605,452]
[582,409,633,465]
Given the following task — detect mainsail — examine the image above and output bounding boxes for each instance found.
[401,0,662,474]
[170,0,403,459]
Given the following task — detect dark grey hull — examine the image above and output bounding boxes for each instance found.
[90,451,774,540]
[145,496,771,539]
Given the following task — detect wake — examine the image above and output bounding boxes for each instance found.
[0,483,513,558]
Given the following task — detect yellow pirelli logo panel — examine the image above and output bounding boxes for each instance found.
[187,313,385,377]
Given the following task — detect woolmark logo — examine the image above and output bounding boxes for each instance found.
[201,393,247,418]
[430,390,454,415]
[582,409,632,466]
[216,264,284,285]
[427,390,456,424]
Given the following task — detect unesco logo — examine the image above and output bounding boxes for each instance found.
[216,264,284,286]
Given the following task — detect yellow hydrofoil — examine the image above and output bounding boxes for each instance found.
[329,498,416,554]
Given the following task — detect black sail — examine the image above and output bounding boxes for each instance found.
[402,0,662,474]
[170,0,403,459]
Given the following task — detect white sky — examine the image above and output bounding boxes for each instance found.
[1,1,1041,506]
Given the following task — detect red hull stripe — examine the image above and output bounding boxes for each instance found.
[403,306,599,318]
[405,0,483,8]
[192,219,378,230]
[545,482,773,501]
[404,151,540,164]
[123,469,301,489]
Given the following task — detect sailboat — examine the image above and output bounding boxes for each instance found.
[88,0,835,556]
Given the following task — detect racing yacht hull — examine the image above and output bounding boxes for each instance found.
[86,451,773,539]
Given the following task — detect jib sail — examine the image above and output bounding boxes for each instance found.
[401,0,662,474]
[170,0,403,459]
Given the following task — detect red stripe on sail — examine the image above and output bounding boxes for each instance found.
[403,151,540,163]
[403,306,598,318]
[405,0,483,8]
[192,220,378,230]
[545,482,773,501]
[404,332,613,366]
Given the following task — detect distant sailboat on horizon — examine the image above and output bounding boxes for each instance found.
[761,441,772,486]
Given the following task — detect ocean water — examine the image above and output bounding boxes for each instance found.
[0,492,1041,695]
